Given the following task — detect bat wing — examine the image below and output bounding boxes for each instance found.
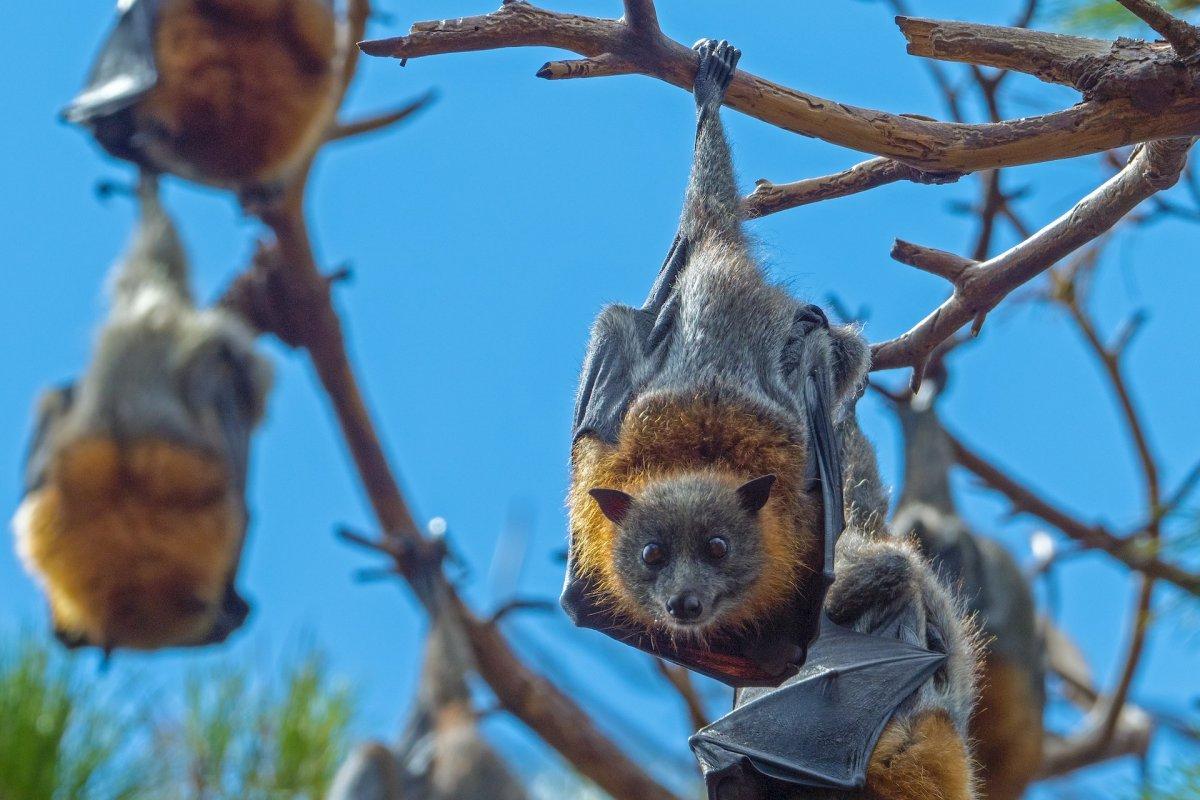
[22,384,76,497]
[571,236,688,444]
[690,617,946,795]
[63,0,160,124]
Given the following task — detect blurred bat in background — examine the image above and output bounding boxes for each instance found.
[889,380,1046,800]
[63,0,339,198]
[328,599,529,800]
[12,178,273,653]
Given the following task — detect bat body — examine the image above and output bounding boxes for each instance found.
[327,606,528,800]
[564,40,870,685]
[564,38,980,797]
[692,410,982,799]
[891,395,1044,800]
[65,0,337,193]
[12,183,272,651]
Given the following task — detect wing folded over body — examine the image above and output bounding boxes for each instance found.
[692,617,945,794]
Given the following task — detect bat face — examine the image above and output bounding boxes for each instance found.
[14,435,248,650]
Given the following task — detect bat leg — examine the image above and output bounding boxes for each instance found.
[284,0,338,71]
[865,710,974,800]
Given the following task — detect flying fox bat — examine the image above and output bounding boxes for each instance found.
[12,179,272,652]
[64,0,338,195]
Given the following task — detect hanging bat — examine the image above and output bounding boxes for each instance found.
[63,0,338,196]
[12,179,273,652]
[562,38,871,686]
[562,38,981,797]
[891,383,1045,800]
[327,600,529,800]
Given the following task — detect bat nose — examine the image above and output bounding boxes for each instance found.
[667,592,703,621]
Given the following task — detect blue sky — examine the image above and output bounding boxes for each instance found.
[2,0,1198,796]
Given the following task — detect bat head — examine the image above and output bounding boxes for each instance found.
[591,473,776,638]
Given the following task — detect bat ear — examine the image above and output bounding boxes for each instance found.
[737,474,777,514]
[589,487,634,525]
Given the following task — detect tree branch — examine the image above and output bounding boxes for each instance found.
[741,158,962,219]
[327,91,438,142]
[870,138,1191,375]
[360,3,1200,172]
[1115,0,1200,60]
[221,5,680,799]
[944,431,1200,597]
[653,659,710,732]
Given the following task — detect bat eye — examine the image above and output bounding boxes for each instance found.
[641,542,667,567]
[706,536,729,561]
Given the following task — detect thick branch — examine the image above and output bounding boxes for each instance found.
[871,138,1191,373]
[945,430,1200,597]
[221,5,679,797]
[742,158,962,219]
[898,17,1114,87]
[360,3,1200,172]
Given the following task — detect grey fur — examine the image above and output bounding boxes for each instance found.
[49,181,272,484]
[571,41,979,783]
[611,474,771,634]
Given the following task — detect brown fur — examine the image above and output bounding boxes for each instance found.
[864,711,975,800]
[568,393,819,632]
[140,0,336,184]
[970,655,1043,800]
[14,437,243,649]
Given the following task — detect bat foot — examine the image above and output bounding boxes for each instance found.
[692,39,741,112]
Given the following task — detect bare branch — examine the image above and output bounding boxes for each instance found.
[654,659,710,732]
[360,4,1200,172]
[538,53,638,80]
[898,17,1112,87]
[945,431,1200,597]
[1039,702,1153,778]
[742,158,962,219]
[327,91,438,142]
[1114,0,1200,59]
[871,138,1192,373]
[890,239,975,282]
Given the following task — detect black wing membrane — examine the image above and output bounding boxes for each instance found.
[63,0,160,124]
[571,236,688,444]
[691,616,946,795]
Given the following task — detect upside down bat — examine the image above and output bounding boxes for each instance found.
[64,0,339,197]
[562,39,982,798]
[12,180,273,652]
[890,382,1045,800]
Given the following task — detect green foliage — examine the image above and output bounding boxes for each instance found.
[0,637,354,800]
[1059,0,1200,32]
[152,650,355,800]
[0,639,145,800]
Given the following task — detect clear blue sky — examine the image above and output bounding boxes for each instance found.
[2,1,1197,796]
